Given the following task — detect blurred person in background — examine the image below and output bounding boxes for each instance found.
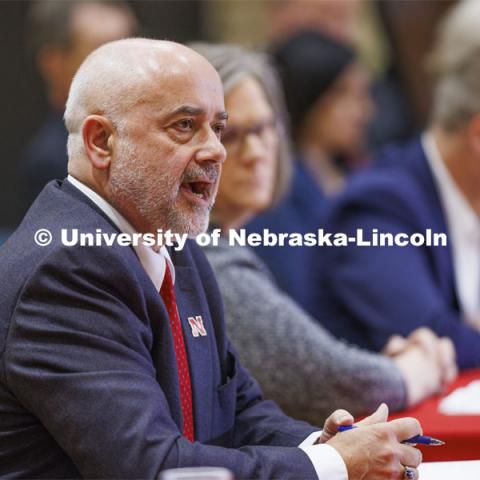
[304,0,480,369]
[273,30,375,196]
[20,0,137,210]
[267,0,361,46]
[192,42,456,425]
[246,30,374,304]
[266,0,415,151]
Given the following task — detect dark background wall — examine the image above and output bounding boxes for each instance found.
[0,0,204,230]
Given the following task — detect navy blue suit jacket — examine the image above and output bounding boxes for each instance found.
[305,138,480,369]
[0,180,317,478]
[247,159,327,305]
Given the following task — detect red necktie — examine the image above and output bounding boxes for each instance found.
[159,264,194,442]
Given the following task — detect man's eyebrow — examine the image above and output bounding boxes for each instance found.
[171,105,205,116]
[168,105,228,121]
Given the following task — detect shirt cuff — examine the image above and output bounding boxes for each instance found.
[299,432,348,480]
[298,431,322,448]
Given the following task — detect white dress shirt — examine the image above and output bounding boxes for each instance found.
[423,133,480,330]
[67,175,348,480]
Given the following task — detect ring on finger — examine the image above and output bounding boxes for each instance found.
[404,465,417,479]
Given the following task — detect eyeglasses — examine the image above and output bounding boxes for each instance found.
[221,117,278,153]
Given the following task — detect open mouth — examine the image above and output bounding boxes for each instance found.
[180,180,213,203]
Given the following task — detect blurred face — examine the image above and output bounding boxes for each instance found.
[41,3,136,107]
[108,58,227,237]
[214,77,279,222]
[269,0,362,44]
[306,63,374,155]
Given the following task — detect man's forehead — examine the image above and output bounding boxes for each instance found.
[132,86,226,120]
[145,43,220,79]
[140,68,225,115]
[163,57,222,89]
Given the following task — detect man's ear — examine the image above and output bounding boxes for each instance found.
[466,114,480,155]
[82,115,115,169]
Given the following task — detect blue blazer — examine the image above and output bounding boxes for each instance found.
[305,138,480,369]
[0,180,317,478]
[247,159,327,305]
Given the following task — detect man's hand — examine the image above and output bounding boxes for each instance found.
[384,327,458,406]
[327,416,423,480]
[317,403,388,444]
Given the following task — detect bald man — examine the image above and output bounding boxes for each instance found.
[0,39,422,479]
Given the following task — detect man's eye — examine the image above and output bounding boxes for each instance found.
[176,119,194,131]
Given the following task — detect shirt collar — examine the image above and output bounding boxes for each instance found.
[422,131,480,240]
[67,174,174,290]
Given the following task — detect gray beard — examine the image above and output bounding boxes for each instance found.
[110,138,216,237]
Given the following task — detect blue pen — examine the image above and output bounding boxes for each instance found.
[337,425,445,446]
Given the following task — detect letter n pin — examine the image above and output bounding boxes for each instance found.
[188,315,207,337]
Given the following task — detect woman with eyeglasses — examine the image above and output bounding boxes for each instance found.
[190,43,456,425]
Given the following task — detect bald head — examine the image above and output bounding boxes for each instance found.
[65,38,221,162]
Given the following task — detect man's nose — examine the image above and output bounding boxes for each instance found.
[196,128,227,164]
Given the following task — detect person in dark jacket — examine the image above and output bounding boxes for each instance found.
[305,0,480,369]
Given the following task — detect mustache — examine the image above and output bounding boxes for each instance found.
[181,164,219,184]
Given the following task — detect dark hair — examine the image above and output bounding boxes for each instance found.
[272,30,356,141]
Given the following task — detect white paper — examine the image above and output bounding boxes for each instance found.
[419,461,480,479]
[439,380,480,414]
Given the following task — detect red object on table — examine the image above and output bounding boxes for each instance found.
[390,368,480,461]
